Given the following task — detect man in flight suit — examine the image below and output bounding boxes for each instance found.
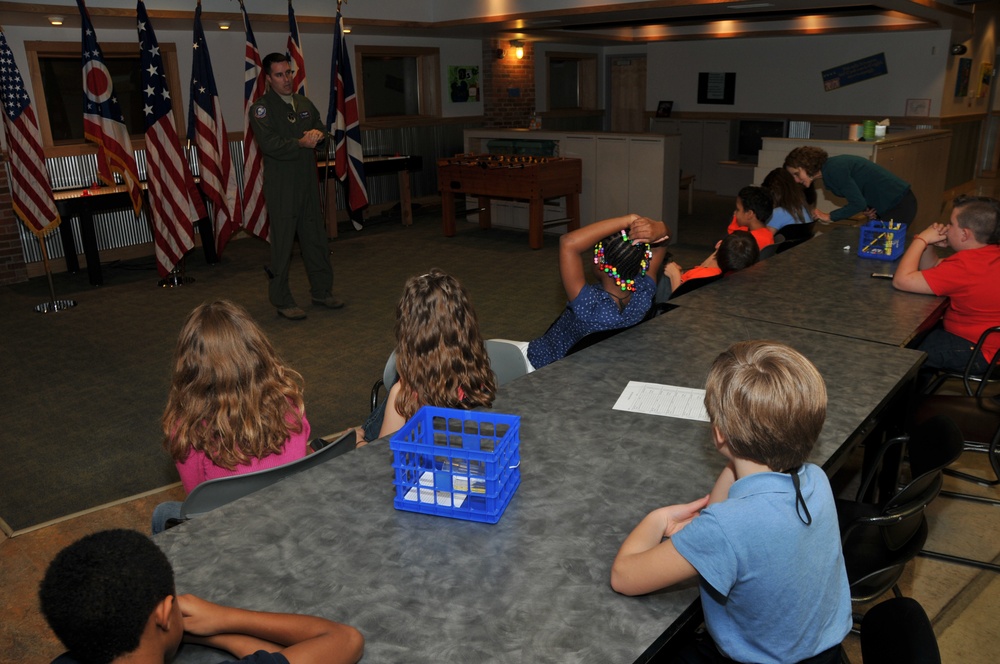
[250,53,343,320]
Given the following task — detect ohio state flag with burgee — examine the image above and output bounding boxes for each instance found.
[76,0,143,216]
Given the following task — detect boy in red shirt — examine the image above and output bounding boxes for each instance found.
[893,195,1000,376]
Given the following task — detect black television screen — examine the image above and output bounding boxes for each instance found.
[734,120,785,162]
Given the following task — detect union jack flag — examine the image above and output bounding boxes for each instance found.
[286,0,306,96]
[138,0,205,277]
[0,28,60,238]
[327,6,369,213]
[188,0,240,257]
[77,0,142,216]
[240,0,269,241]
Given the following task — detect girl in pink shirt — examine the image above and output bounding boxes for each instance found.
[152,300,308,533]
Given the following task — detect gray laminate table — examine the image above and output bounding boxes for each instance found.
[672,227,948,347]
[161,308,924,664]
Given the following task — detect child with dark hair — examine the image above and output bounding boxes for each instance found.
[761,167,814,233]
[662,230,760,295]
[39,529,363,664]
[611,341,851,664]
[521,214,669,370]
[726,186,774,251]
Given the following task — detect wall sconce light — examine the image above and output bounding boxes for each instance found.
[218,21,231,30]
[48,16,65,26]
[511,40,525,60]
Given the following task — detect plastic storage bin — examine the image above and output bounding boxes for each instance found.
[858,220,907,261]
[391,407,521,524]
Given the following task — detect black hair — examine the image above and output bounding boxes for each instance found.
[596,232,650,282]
[717,230,760,273]
[39,530,175,664]
[737,186,774,224]
[262,52,291,75]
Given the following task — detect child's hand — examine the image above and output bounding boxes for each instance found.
[658,494,710,538]
[178,593,228,637]
[918,223,949,247]
[663,262,682,279]
[630,216,668,244]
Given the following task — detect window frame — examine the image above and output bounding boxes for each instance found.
[353,45,441,125]
[24,40,185,157]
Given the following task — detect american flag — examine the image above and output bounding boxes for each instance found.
[77,0,142,217]
[188,0,239,257]
[0,29,60,239]
[138,1,205,278]
[327,6,369,213]
[240,0,269,241]
[286,0,306,96]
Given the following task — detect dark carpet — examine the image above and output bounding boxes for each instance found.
[0,196,727,533]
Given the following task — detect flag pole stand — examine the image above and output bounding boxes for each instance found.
[33,236,76,314]
[157,258,193,288]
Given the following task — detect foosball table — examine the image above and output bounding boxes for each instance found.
[437,154,582,249]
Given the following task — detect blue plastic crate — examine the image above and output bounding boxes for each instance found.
[858,220,907,261]
[390,407,521,524]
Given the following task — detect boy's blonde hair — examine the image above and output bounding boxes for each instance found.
[704,340,827,471]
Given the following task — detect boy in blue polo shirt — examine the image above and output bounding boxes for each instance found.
[611,340,851,664]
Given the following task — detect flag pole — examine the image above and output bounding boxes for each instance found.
[33,235,77,314]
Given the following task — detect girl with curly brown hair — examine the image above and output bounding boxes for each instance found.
[377,270,497,439]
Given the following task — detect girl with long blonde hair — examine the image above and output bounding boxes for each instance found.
[152,300,309,532]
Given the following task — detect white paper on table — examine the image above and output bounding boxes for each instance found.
[613,381,710,421]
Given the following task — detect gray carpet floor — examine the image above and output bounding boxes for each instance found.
[0,196,728,532]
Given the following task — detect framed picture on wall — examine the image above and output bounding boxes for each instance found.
[904,98,931,117]
[978,62,993,98]
[655,100,673,117]
[697,73,735,105]
[955,57,972,97]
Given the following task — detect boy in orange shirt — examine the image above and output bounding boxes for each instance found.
[727,186,775,251]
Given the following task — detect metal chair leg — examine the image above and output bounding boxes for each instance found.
[919,549,1000,573]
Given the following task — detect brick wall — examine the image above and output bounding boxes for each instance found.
[0,154,28,285]
[482,39,535,129]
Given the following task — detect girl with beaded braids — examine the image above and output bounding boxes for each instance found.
[523,213,669,370]
[378,269,498,439]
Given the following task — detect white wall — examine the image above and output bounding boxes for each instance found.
[645,30,952,118]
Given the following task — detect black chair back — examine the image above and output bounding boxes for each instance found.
[838,416,963,601]
[879,416,962,550]
[860,597,942,664]
[667,274,724,301]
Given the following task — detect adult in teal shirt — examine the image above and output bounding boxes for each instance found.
[784,146,916,224]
